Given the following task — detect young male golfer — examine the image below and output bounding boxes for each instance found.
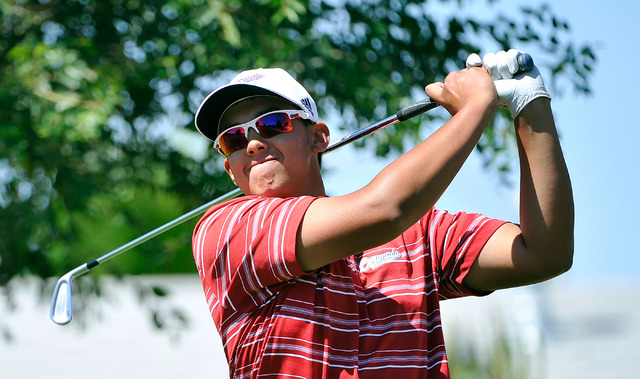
[192,50,574,378]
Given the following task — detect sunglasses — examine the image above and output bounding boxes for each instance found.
[214,110,313,157]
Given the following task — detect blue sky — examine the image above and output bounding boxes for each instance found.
[324,0,640,287]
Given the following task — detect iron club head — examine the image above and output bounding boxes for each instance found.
[50,273,73,325]
[50,264,91,325]
[47,95,450,325]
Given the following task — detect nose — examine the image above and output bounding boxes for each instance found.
[245,128,268,156]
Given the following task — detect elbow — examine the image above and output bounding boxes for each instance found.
[560,246,574,273]
[553,251,573,277]
[543,243,574,279]
[555,234,575,275]
[522,223,574,280]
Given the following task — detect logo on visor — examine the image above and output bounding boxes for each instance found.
[300,97,315,117]
[235,73,265,83]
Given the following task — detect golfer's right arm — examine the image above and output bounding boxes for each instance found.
[296,67,497,272]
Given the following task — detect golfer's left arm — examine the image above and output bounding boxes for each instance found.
[464,97,574,291]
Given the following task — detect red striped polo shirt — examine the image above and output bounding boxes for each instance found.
[192,196,505,378]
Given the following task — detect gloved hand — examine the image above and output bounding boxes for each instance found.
[466,49,550,117]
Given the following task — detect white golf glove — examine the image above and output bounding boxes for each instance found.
[466,49,550,117]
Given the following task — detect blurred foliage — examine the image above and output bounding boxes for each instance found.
[1,0,594,333]
[442,298,548,379]
[446,318,533,379]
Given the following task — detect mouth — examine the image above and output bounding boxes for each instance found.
[248,156,278,173]
[251,157,276,167]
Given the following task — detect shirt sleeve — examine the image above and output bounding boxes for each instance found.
[423,208,507,299]
[192,195,317,315]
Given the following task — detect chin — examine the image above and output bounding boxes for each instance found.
[253,180,307,198]
[255,187,294,198]
[248,181,287,198]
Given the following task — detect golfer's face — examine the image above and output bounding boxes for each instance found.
[221,96,318,197]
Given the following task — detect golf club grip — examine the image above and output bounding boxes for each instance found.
[517,52,534,73]
[397,52,533,122]
[50,54,538,326]
[396,99,438,122]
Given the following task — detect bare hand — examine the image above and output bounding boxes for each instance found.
[425,67,497,116]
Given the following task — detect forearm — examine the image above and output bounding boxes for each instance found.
[366,69,498,234]
[298,99,495,272]
[515,98,574,273]
[297,68,497,272]
[370,99,495,232]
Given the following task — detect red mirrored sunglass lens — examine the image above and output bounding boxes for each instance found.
[218,127,248,156]
[255,113,293,137]
[218,113,296,156]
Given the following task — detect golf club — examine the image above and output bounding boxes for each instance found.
[50,52,535,325]
[49,97,438,325]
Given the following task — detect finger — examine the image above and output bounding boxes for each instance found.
[494,79,515,106]
[466,53,483,68]
[506,49,521,75]
[482,52,500,80]
[424,82,444,102]
[495,50,513,79]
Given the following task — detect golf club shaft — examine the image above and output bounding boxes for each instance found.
[50,97,439,325]
[89,99,436,270]
[51,52,537,325]
[326,98,438,153]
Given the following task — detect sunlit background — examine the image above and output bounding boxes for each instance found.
[2,0,639,378]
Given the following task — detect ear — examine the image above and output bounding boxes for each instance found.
[309,122,330,153]
[224,158,238,186]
